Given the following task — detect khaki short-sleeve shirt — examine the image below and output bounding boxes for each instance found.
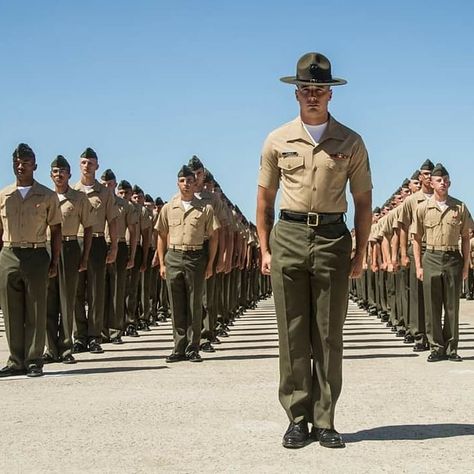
[413,196,471,248]
[379,206,402,239]
[106,195,138,242]
[57,187,95,237]
[156,195,218,247]
[258,115,372,212]
[73,180,118,235]
[0,180,62,244]
[398,190,432,240]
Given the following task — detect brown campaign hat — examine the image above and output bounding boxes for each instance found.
[280,52,347,86]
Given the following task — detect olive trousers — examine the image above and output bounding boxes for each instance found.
[270,219,352,430]
[0,247,50,370]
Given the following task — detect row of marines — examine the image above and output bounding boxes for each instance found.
[350,159,474,362]
[0,143,270,377]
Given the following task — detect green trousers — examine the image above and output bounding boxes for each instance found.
[0,247,50,370]
[270,220,352,430]
[139,248,154,323]
[422,250,462,355]
[104,242,129,338]
[46,240,81,358]
[408,245,426,343]
[165,249,206,354]
[126,245,143,325]
[74,236,107,344]
[201,270,217,341]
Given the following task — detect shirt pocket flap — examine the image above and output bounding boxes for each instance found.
[277,155,304,171]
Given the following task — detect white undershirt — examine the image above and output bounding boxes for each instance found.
[57,193,67,202]
[424,192,433,200]
[303,121,328,145]
[437,200,448,212]
[182,200,192,212]
[17,185,32,199]
[83,184,94,192]
[194,192,202,199]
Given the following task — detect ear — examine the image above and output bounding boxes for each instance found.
[328,89,333,102]
[33,163,38,171]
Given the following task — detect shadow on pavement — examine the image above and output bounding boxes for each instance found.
[345,423,474,442]
[45,365,168,376]
[344,353,419,359]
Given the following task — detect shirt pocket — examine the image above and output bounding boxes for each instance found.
[277,155,305,188]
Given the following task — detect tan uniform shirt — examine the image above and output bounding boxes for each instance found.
[56,187,95,237]
[414,196,471,250]
[398,190,432,241]
[135,204,152,246]
[379,206,402,239]
[258,115,372,212]
[196,190,228,233]
[151,212,159,250]
[106,195,138,243]
[0,181,62,244]
[156,195,218,248]
[73,180,118,236]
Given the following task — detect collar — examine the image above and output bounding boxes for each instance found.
[426,195,456,210]
[171,194,204,212]
[286,114,347,145]
[7,180,44,198]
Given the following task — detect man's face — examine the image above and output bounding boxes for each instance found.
[154,204,163,216]
[117,188,132,201]
[178,176,195,195]
[132,192,145,205]
[400,187,411,198]
[409,179,421,193]
[203,181,214,192]
[101,179,116,190]
[373,212,381,223]
[431,175,450,194]
[80,158,98,179]
[13,156,36,181]
[50,167,71,187]
[469,229,474,238]
[296,85,332,116]
[419,170,432,189]
[144,201,154,212]
[194,168,205,188]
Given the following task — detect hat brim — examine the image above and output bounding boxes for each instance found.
[280,76,347,86]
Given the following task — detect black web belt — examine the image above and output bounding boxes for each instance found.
[279,210,344,227]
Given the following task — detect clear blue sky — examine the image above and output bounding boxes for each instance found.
[1,0,473,224]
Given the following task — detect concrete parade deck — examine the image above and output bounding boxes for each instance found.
[1,299,473,473]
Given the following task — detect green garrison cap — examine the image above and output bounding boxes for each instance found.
[132,184,144,195]
[431,163,449,177]
[401,178,410,188]
[144,193,154,203]
[178,165,195,178]
[280,52,347,86]
[410,170,420,180]
[420,159,434,171]
[373,207,381,214]
[51,155,70,170]
[155,197,164,206]
[188,155,204,171]
[13,143,35,160]
[80,147,98,160]
[117,179,132,190]
[101,168,116,181]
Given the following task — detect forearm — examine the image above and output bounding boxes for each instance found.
[352,191,372,258]
[413,235,422,270]
[462,236,470,270]
[256,186,276,255]
[158,234,167,267]
[391,230,399,263]
[82,226,93,262]
[128,225,137,261]
[208,233,218,267]
[108,219,118,249]
[400,225,408,259]
[142,229,150,261]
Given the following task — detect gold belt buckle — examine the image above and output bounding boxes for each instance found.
[307,212,320,227]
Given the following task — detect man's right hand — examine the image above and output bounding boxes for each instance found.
[401,255,410,267]
[261,250,271,275]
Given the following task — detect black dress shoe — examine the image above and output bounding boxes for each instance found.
[0,366,26,378]
[403,334,415,344]
[448,353,463,362]
[282,421,309,449]
[386,321,393,327]
[381,313,389,322]
[312,427,345,448]
[186,351,202,362]
[88,342,104,354]
[72,341,87,354]
[413,343,429,352]
[200,342,215,353]
[43,353,59,364]
[111,336,124,345]
[427,351,446,362]
[210,336,221,345]
[61,354,76,364]
[396,329,406,337]
[165,353,186,363]
[26,365,44,377]
[126,325,140,337]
